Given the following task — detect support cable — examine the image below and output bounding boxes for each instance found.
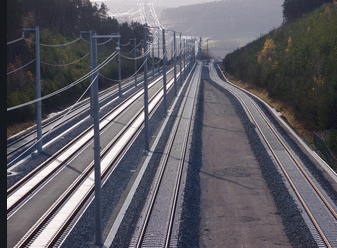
[97,38,113,46]
[7,74,99,168]
[7,59,36,75]
[7,50,118,111]
[120,42,153,60]
[40,53,89,67]
[122,47,137,55]
[112,40,131,47]
[121,41,143,55]
[154,50,167,65]
[24,37,83,47]
[99,56,148,82]
[7,37,25,45]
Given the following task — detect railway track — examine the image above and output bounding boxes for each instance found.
[7,64,187,248]
[6,70,150,164]
[7,67,174,213]
[209,62,337,248]
[129,62,202,248]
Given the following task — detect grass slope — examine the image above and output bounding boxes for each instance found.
[223,3,337,133]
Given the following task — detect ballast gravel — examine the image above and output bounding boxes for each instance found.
[177,64,318,247]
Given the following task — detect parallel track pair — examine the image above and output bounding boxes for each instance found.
[7,65,186,247]
[7,72,148,161]
[209,63,337,248]
[130,62,202,248]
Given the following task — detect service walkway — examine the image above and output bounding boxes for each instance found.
[199,72,291,247]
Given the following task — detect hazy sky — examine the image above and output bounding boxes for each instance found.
[91,0,284,56]
[91,0,235,8]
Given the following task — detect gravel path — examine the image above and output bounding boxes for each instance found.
[199,74,291,247]
[51,62,323,247]
[178,64,317,247]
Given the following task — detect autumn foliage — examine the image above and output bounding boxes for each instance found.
[7,0,147,126]
[223,3,337,131]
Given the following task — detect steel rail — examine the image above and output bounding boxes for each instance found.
[17,63,189,248]
[229,83,337,221]
[6,69,153,158]
[101,62,197,248]
[49,66,182,247]
[7,67,176,215]
[210,63,337,248]
[134,63,201,248]
[164,64,201,247]
[7,86,109,154]
[215,65,337,220]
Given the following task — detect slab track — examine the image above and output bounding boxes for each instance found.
[7,70,151,167]
[129,62,202,248]
[7,64,187,248]
[209,62,337,248]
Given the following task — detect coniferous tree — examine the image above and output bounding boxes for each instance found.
[7,0,148,125]
[7,0,23,41]
[282,0,333,22]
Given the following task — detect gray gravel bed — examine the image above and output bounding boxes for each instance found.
[176,65,204,248]
[215,65,337,207]
[177,64,317,248]
[7,81,142,189]
[61,65,194,247]
[211,65,317,247]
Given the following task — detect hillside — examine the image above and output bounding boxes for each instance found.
[223,3,337,136]
[7,0,147,134]
[160,0,283,56]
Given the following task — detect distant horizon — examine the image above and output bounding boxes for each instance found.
[90,0,228,9]
[89,0,283,57]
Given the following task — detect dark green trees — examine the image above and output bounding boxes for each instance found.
[223,3,337,131]
[282,0,333,22]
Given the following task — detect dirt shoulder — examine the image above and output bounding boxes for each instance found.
[199,79,291,247]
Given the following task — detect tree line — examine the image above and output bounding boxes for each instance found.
[223,3,337,132]
[9,0,124,40]
[7,0,148,126]
[282,0,334,22]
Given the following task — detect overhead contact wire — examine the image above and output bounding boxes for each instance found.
[40,53,89,67]
[7,50,118,111]
[7,74,99,168]
[24,37,83,47]
[7,59,36,75]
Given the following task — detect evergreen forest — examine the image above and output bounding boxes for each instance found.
[7,0,148,127]
[223,2,337,132]
[223,2,337,161]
